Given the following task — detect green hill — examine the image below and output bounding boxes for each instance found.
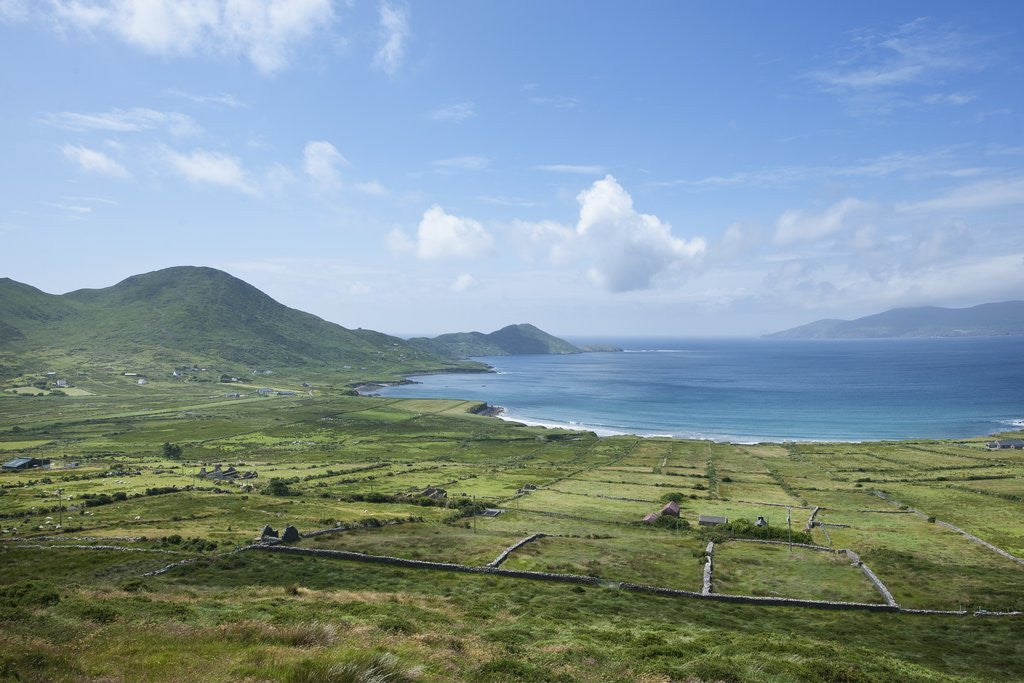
[0,266,478,381]
[407,323,582,358]
[767,301,1024,339]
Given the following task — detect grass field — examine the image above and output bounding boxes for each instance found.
[2,385,1024,681]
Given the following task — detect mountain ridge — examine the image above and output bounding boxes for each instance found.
[406,323,583,358]
[767,301,1024,339]
[0,266,477,380]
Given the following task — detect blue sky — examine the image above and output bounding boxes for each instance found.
[2,1,1023,336]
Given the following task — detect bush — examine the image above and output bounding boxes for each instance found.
[265,478,292,496]
[659,492,686,503]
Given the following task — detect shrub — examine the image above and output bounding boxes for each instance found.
[265,478,292,496]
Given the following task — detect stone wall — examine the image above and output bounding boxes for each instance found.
[488,533,548,568]
[702,541,714,595]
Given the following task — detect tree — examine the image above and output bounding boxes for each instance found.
[161,442,183,459]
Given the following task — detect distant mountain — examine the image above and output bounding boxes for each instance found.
[407,323,582,358]
[767,301,1024,339]
[0,266,477,378]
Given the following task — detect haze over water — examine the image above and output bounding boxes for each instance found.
[379,337,1024,442]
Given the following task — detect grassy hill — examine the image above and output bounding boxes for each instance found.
[767,301,1024,339]
[407,323,582,358]
[0,266,479,382]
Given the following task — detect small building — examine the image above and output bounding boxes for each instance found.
[276,391,296,396]
[2,457,51,472]
[987,439,1024,450]
[698,515,728,527]
[642,512,659,524]
[480,508,503,517]
[55,379,68,388]
[418,486,447,500]
[301,382,310,387]
[123,372,138,377]
[256,388,274,395]
[660,501,680,517]
[755,516,767,527]
[137,378,148,385]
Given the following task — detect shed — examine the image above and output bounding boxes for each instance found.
[698,515,728,527]
[642,512,659,524]
[2,457,50,471]
[660,501,680,517]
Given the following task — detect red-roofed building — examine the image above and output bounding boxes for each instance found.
[642,512,659,523]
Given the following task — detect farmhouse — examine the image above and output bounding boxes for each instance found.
[256,388,274,395]
[698,515,728,527]
[660,501,680,517]
[987,439,1024,450]
[2,457,51,472]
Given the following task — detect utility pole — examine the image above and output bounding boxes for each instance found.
[56,488,64,528]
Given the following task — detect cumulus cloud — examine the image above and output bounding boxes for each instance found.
[389,206,493,261]
[450,273,477,292]
[429,101,476,123]
[773,197,871,246]
[302,140,348,190]
[373,1,409,76]
[528,175,705,292]
[46,0,333,75]
[163,147,256,195]
[61,144,130,178]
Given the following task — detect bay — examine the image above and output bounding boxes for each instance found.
[378,337,1024,442]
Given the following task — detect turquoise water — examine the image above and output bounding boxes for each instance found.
[378,337,1024,442]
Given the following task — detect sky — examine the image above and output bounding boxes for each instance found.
[1,1,1023,337]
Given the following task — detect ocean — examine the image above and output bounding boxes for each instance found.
[376,337,1024,442]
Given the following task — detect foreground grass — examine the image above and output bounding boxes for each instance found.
[2,548,1023,682]
[2,387,1024,680]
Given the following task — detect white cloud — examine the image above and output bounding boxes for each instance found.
[60,144,130,178]
[355,180,388,196]
[529,95,578,109]
[429,101,476,123]
[450,273,477,292]
[805,18,986,113]
[49,0,334,75]
[0,0,29,22]
[45,107,200,136]
[373,1,409,76]
[163,147,256,195]
[412,205,493,260]
[899,177,1024,213]
[164,89,244,108]
[432,155,489,171]
[349,282,371,295]
[302,140,348,190]
[533,163,605,175]
[773,197,872,245]
[386,227,415,254]
[528,175,705,292]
